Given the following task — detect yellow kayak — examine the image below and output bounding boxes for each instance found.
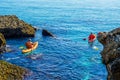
[22,42,38,53]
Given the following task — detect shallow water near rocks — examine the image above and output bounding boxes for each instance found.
[1,0,120,80]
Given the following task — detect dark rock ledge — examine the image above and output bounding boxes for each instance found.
[97,27,120,80]
[0,15,35,38]
[42,29,55,37]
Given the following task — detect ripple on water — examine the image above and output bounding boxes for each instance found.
[0,0,112,79]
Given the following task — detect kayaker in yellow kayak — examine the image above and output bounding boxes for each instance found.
[25,39,34,49]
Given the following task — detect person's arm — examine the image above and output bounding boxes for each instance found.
[93,34,96,41]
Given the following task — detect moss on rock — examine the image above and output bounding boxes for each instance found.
[0,60,27,80]
[0,15,35,38]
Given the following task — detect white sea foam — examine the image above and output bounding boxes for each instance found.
[6,57,20,61]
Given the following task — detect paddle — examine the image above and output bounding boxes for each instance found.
[92,46,99,50]
[19,46,25,50]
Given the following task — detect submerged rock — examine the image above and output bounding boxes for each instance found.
[97,28,120,80]
[0,15,35,38]
[0,60,28,80]
[42,29,55,37]
[27,53,42,60]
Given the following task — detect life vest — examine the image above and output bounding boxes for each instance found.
[88,34,96,42]
[25,41,33,49]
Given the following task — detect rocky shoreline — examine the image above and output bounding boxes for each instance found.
[1,15,119,80]
[97,28,120,80]
[0,15,36,79]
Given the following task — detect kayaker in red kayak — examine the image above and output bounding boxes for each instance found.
[88,32,96,42]
[88,32,96,46]
[25,39,34,49]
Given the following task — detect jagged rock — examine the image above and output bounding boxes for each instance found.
[97,27,120,80]
[0,60,29,80]
[42,29,55,37]
[110,58,120,80]
[0,33,6,53]
[97,32,107,45]
[0,15,35,38]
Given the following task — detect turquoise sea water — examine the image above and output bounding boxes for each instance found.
[1,0,120,80]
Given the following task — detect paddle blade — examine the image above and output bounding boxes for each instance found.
[19,46,25,49]
[93,46,99,50]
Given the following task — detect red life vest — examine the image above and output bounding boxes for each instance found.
[88,34,96,42]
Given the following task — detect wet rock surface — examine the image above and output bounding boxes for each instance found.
[0,15,35,38]
[97,28,120,80]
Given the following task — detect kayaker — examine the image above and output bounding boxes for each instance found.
[88,32,96,42]
[25,39,33,49]
[88,32,96,46]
